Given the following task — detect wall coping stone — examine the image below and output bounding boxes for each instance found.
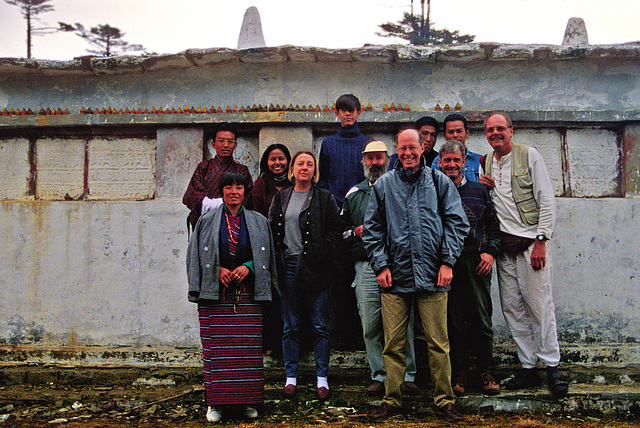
[1,42,639,77]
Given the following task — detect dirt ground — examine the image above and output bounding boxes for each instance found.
[1,365,639,427]
[2,381,640,427]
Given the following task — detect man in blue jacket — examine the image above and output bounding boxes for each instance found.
[341,141,419,397]
[363,129,469,421]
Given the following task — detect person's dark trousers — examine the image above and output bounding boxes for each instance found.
[263,290,283,357]
[328,239,360,350]
[447,251,495,375]
[281,258,330,378]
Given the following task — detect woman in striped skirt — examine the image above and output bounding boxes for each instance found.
[187,172,278,423]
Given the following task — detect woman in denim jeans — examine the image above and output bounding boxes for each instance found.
[268,150,342,401]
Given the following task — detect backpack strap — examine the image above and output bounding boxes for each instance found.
[431,168,443,217]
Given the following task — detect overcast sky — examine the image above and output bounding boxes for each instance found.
[1,0,639,60]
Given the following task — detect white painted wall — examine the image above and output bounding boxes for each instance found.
[1,197,638,349]
[0,44,639,361]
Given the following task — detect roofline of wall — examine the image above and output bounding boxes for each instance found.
[1,110,639,130]
[1,43,640,76]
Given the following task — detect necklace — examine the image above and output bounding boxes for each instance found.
[225,213,239,245]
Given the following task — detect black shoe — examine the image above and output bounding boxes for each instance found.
[505,368,542,390]
[370,402,401,420]
[547,366,568,397]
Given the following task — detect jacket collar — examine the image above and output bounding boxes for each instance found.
[397,157,426,183]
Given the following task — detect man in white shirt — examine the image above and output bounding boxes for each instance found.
[479,112,568,397]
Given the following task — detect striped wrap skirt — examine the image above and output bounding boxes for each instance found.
[198,290,264,406]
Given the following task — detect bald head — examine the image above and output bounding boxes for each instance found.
[396,129,423,172]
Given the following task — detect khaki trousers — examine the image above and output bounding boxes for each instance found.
[381,291,455,408]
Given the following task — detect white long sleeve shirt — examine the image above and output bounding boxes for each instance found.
[480,147,555,239]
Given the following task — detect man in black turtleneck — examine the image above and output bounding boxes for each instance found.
[318,94,373,208]
[318,95,374,350]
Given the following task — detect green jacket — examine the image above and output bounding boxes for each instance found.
[341,179,371,261]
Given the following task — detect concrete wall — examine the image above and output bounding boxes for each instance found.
[1,45,640,113]
[1,44,639,364]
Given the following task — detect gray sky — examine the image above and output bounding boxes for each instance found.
[1,0,639,60]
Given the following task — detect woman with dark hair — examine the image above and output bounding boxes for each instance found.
[248,144,292,357]
[187,172,277,423]
[268,151,342,401]
[248,144,292,217]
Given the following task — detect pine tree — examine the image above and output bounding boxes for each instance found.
[378,0,474,46]
[68,23,146,57]
[4,0,55,58]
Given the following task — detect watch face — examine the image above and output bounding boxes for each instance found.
[537,234,545,241]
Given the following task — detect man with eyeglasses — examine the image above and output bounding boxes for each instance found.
[388,116,439,170]
[431,114,482,182]
[363,129,469,421]
[479,112,568,397]
[183,125,253,229]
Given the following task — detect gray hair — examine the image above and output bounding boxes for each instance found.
[361,152,390,169]
[439,140,466,157]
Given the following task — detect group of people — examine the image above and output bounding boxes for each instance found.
[184,93,568,423]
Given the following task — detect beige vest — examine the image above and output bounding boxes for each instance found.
[485,143,539,226]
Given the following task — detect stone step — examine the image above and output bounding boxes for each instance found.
[1,363,639,416]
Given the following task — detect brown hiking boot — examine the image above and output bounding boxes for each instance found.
[401,381,420,395]
[452,373,466,397]
[367,380,384,396]
[370,402,401,420]
[440,403,463,422]
[480,372,500,396]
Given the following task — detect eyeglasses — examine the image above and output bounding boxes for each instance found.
[397,145,422,153]
[215,138,236,144]
[484,126,509,133]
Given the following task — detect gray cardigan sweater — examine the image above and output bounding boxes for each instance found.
[186,205,278,303]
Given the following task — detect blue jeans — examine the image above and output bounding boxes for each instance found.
[281,258,330,378]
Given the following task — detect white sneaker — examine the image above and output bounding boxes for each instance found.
[206,406,222,423]
[243,406,258,419]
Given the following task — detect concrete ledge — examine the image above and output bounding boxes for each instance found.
[1,344,639,369]
[1,364,639,416]
[1,110,639,129]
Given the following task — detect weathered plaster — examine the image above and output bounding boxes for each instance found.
[0,201,195,347]
[156,128,204,200]
[0,198,637,351]
[35,138,86,201]
[259,126,313,157]
[87,137,156,200]
[0,138,30,200]
[624,124,640,196]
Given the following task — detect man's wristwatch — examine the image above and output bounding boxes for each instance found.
[536,234,547,242]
